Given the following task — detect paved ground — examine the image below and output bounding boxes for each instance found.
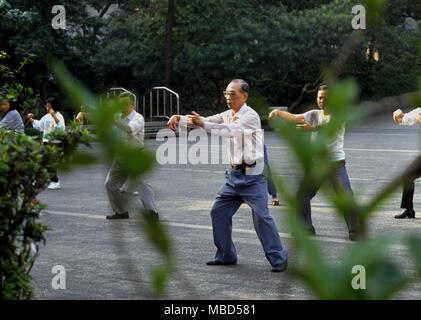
[30,114,421,300]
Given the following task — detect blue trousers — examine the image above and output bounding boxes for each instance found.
[210,169,288,267]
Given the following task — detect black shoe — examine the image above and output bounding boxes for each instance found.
[206,260,237,266]
[272,261,288,273]
[349,232,360,242]
[106,212,129,220]
[394,209,415,219]
[150,211,159,221]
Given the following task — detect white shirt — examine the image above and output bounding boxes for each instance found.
[303,109,346,161]
[117,110,145,148]
[401,107,421,126]
[180,104,264,175]
[32,112,65,143]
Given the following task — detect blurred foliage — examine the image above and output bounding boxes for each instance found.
[263,0,421,301]
[0,125,91,299]
[270,76,421,299]
[51,60,173,297]
[270,73,421,301]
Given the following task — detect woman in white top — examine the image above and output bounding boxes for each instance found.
[392,107,421,219]
[27,97,66,190]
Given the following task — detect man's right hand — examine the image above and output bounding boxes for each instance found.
[167,115,180,131]
[27,113,35,123]
[268,109,280,120]
[393,109,404,125]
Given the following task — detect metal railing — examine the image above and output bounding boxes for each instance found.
[103,86,179,123]
[141,86,179,122]
[106,87,138,112]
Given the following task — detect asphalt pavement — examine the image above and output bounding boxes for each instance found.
[30,113,421,300]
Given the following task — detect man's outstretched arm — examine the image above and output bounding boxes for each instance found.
[268,109,306,124]
[393,107,421,126]
[167,112,223,131]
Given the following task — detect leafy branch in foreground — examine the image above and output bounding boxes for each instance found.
[270,76,421,300]
[268,0,421,299]
[50,59,174,297]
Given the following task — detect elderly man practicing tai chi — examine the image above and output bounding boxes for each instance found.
[167,79,288,272]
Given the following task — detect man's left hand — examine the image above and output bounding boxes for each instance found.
[190,111,204,127]
[268,109,280,120]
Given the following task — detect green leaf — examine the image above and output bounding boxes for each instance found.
[361,0,388,21]
[150,266,170,296]
[407,235,421,276]
[139,209,172,257]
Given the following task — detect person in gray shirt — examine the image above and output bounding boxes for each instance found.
[269,85,359,241]
[0,98,24,134]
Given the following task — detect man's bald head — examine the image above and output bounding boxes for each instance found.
[224,79,249,112]
[230,79,249,93]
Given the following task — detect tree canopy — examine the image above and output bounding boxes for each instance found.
[1,0,420,115]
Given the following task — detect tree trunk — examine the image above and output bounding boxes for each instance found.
[288,77,321,112]
[165,0,175,87]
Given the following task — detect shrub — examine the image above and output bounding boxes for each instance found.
[0,125,90,299]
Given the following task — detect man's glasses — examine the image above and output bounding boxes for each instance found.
[223,91,240,98]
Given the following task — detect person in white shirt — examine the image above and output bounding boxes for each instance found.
[167,79,288,273]
[392,107,421,219]
[269,85,359,241]
[27,97,65,190]
[105,94,159,221]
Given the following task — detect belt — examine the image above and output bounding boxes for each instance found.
[231,162,257,170]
